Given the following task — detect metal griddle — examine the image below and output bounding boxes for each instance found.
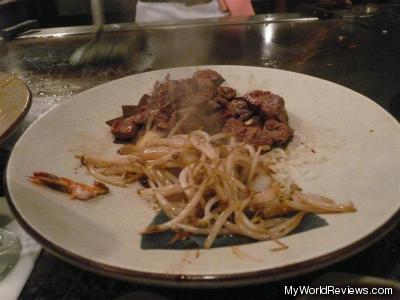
[0,6,399,152]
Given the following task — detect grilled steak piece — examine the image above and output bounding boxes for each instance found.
[107,69,294,146]
[121,105,139,118]
[244,90,289,124]
[213,95,229,108]
[264,120,294,145]
[177,113,204,133]
[138,94,151,106]
[203,112,224,134]
[223,118,293,146]
[106,116,123,127]
[217,86,237,100]
[111,117,138,141]
[130,105,149,124]
[192,69,225,86]
[211,86,238,110]
[223,119,261,144]
[155,112,170,130]
[223,98,253,121]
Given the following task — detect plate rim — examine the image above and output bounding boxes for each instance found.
[0,75,32,143]
[4,181,400,287]
[4,65,400,287]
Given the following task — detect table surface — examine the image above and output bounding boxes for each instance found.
[0,3,399,299]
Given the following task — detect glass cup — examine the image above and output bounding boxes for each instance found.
[0,228,21,279]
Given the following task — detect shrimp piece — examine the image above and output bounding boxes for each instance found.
[29,172,109,200]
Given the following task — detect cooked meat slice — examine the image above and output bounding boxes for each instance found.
[108,70,294,146]
[111,117,138,141]
[244,90,289,123]
[155,112,170,130]
[193,77,217,97]
[107,94,150,126]
[165,79,191,103]
[130,105,149,124]
[122,105,138,118]
[223,118,293,146]
[177,78,195,98]
[151,80,171,109]
[192,69,225,86]
[217,86,237,100]
[264,119,285,130]
[168,111,180,129]
[177,113,204,133]
[223,98,253,121]
[202,112,224,134]
[110,105,149,139]
[214,95,229,108]
[190,92,215,107]
[106,116,123,126]
[204,99,220,111]
[223,119,261,144]
[264,120,294,145]
[250,129,274,146]
[138,94,151,106]
[210,86,237,110]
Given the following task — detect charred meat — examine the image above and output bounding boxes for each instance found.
[107,69,294,146]
[244,90,289,124]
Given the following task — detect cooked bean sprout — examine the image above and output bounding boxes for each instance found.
[80,130,356,249]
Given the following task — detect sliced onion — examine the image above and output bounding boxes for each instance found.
[294,192,356,213]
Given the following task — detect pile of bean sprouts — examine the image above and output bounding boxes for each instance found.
[80,130,356,249]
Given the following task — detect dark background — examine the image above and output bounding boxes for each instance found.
[0,0,369,30]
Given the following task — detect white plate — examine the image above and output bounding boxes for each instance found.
[5,66,400,287]
[0,73,31,143]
